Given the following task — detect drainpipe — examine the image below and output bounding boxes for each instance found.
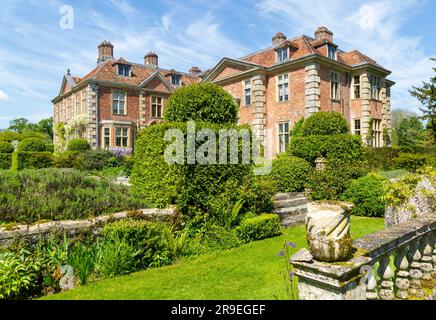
[96,85,99,149]
[345,72,351,125]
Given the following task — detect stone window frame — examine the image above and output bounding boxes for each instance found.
[353,75,361,99]
[115,126,130,148]
[370,75,381,100]
[151,95,163,118]
[242,79,252,107]
[330,71,340,100]
[372,119,382,148]
[353,119,361,136]
[277,73,290,103]
[277,121,291,154]
[103,127,111,149]
[81,90,87,115]
[112,90,127,115]
[276,47,289,63]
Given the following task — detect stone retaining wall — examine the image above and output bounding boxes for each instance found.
[0,207,178,248]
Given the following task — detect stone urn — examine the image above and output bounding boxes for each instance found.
[306,202,354,262]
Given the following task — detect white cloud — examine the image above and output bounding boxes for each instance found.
[0,89,9,101]
[257,0,433,114]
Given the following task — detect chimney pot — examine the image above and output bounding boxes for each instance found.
[189,66,202,75]
[272,32,287,45]
[97,40,114,64]
[315,26,333,43]
[144,51,159,67]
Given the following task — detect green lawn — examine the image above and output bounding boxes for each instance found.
[43,216,384,300]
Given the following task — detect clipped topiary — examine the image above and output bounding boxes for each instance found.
[17,138,47,152]
[340,174,387,217]
[164,83,238,124]
[301,112,349,136]
[0,141,14,154]
[269,154,312,192]
[67,138,91,152]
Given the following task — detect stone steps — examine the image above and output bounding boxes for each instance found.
[274,192,306,201]
[273,204,308,217]
[273,192,308,228]
[274,197,307,209]
[281,213,306,228]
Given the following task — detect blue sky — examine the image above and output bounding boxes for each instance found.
[0,0,435,128]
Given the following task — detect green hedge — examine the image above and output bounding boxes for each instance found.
[289,134,363,164]
[17,138,47,152]
[131,122,275,224]
[0,153,12,169]
[15,151,53,170]
[393,153,428,172]
[300,112,349,136]
[236,214,282,243]
[0,141,14,154]
[306,162,368,200]
[341,174,387,217]
[102,220,171,268]
[0,168,147,223]
[269,155,311,192]
[67,139,91,152]
[364,146,436,170]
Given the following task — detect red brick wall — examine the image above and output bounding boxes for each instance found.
[98,87,140,123]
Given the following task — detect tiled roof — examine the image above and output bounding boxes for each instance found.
[68,58,201,92]
[238,33,384,70]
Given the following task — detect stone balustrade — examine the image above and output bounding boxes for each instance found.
[292,214,436,300]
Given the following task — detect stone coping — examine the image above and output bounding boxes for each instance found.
[0,207,178,247]
[292,213,436,287]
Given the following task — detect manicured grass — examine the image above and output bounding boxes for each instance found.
[43,216,384,300]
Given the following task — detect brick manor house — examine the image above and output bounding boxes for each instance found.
[52,27,394,155]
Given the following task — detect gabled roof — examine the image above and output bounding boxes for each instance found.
[138,70,174,92]
[202,57,264,82]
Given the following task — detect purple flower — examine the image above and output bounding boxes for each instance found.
[109,147,133,157]
[287,242,297,248]
[289,272,294,279]
[277,251,284,257]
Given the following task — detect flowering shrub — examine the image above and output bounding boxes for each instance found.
[109,147,133,157]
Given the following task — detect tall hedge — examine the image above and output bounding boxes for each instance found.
[0,141,14,154]
[289,134,363,164]
[164,83,239,124]
[269,154,312,192]
[17,138,47,152]
[0,154,12,169]
[131,122,275,222]
[15,151,53,170]
[300,112,349,136]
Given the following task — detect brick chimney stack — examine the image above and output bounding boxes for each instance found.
[189,66,202,75]
[144,52,158,67]
[315,26,333,43]
[97,41,114,64]
[272,32,287,45]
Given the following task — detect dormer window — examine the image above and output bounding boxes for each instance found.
[327,45,336,60]
[276,47,288,63]
[171,74,181,86]
[118,64,131,77]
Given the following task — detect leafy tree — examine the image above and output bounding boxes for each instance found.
[36,117,53,140]
[409,57,436,141]
[396,117,426,146]
[8,118,36,133]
